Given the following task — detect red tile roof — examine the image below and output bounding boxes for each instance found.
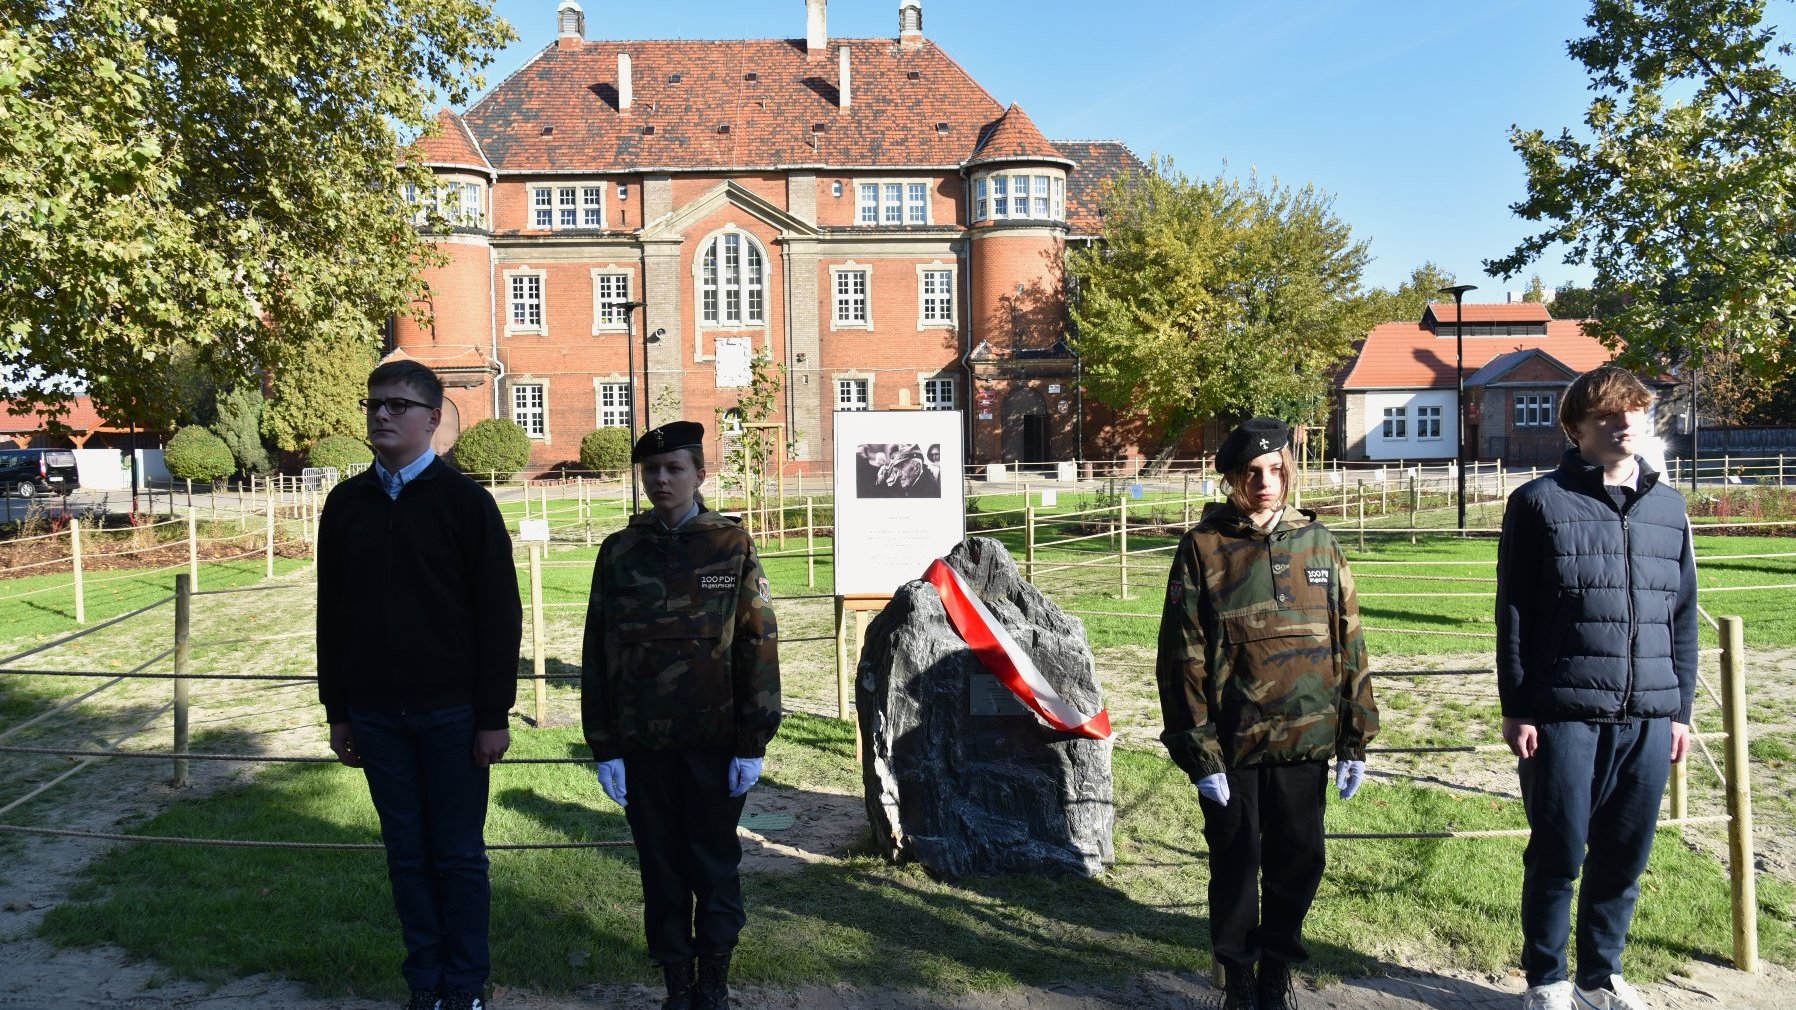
[1054,140,1146,236]
[0,396,126,433]
[416,109,492,172]
[463,38,1008,172]
[382,345,494,373]
[967,104,1072,168]
[1424,301,1552,325]
[1339,319,1615,390]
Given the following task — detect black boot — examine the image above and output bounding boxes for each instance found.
[1219,962,1257,1010]
[692,951,732,1010]
[1257,959,1299,1010]
[660,959,696,1010]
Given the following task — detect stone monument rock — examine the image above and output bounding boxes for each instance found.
[856,536,1114,879]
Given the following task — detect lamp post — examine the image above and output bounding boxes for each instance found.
[620,300,646,514]
[1440,284,1478,533]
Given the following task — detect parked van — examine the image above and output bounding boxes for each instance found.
[0,448,81,497]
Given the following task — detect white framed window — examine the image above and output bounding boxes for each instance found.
[529,182,604,230]
[596,381,631,428]
[1382,406,1407,440]
[506,270,545,334]
[1515,393,1556,427]
[593,271,630,331]
[918,266,954,327]
[699,232,765,327]
[833,267,869,327]
[922,377,955,410]
[853,178,931,226]
[974,171,1067,223]
[513,382,546,438]
[835,378,870,411]
[1416,405,1442,440]
[406,180,484,228]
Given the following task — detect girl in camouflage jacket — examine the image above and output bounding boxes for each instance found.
[1154,417,1378,1010]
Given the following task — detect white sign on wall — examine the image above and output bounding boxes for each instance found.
[833,410,966,596]
[715,336,753,388]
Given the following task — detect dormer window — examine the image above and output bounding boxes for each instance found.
[528,182,605,230]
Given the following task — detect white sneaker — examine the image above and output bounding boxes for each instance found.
[1524,981,1576,1010]
[1575,975,1650,1010]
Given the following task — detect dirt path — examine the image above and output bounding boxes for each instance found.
[0,574,1791,1008]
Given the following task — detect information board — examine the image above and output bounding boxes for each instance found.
[832,410,967,596]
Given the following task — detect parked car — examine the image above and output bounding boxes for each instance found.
[0,448,80,498]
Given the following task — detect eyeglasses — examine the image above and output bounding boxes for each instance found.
[358,397,435,416]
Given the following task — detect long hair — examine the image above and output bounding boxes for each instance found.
[1219,445,1299,514]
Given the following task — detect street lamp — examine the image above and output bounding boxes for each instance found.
[1439,283,1478,533]
[620,300,646,514]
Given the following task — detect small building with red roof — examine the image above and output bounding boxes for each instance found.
[399,0,1146,472]
[1334,302,1632,465]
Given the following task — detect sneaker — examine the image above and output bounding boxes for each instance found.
[1524,981,1575,1010]
[403,991,441,1010]
[1575,975,1650,1010]
[438,990,484,1010]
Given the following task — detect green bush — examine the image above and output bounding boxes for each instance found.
[163,425,235,483]
[211,386,273,476]
[307,435,372,474]
[579,427,632,474]
[454,418,532,481]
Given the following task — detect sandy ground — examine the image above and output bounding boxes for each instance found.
[1,574,1792,1008]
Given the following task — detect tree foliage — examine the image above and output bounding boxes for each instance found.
[1067,159,1371,452]
[260,334,377,453]
[453,418,530,481]
[211,385,272,476]
[0,0,514,425]
[580,427,631,474]
[1488,0,1796,376]
[163,425,234,483]
[307,434,372,474]
[1360,262,1459,326]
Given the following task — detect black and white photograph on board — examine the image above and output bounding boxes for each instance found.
[855,442,943,499]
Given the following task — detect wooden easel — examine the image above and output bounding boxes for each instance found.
[835,593,892,760]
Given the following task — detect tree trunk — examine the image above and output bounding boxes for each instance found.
[1142,416,1200,476]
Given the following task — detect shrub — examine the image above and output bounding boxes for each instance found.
[307,435,372,474]
[163,426,235,483]
[211,386,273,476]
[579,427,632,474]
[454,419,531,481]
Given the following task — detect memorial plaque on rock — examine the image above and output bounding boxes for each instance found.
[856,536,1114,879]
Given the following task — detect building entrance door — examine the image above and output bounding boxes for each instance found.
[1023,415,1049,467]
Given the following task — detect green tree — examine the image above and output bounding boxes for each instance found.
[579,427,632,474]
[1067,158,1371,463]
[453,418,531,481]
[1488,0,1796,378]
[163,425,234,483]
[1522,274,1548,303]
[1360,262,1459,325]
[211,385,272,476]
[260,334,377,454]
[0,1,514,426]
[716,349,788,496]
[307,434,373,474]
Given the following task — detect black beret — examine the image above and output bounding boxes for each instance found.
[633,421,705,462]
[1215,417,1291,473]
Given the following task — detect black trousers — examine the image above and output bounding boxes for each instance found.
[623,748,749,964]
[1200,761,1328,975]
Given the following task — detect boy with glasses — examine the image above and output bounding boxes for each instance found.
[317,361,522,1010]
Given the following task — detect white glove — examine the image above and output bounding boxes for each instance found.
[728,756,764,798]
[595,758,627,807]
[1336,759,1366,800]
[1196,772,1230,807]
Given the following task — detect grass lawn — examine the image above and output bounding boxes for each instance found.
[33,713,1796,1000]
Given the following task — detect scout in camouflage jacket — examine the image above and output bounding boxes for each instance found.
[581,508,781,762]
[1155,501,1377,782]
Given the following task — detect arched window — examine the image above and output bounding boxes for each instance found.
[700,232,765,326]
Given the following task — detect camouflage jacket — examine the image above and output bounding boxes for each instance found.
[581,508,782,761]
[1154,502,1377,781]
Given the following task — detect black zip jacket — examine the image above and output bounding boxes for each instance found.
[1495,449,1698,724]
[316,459,522,730]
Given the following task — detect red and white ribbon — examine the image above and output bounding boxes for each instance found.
[923,558,1112,740]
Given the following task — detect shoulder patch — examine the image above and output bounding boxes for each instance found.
[1167,580,1184,606]
[757,576,771,604]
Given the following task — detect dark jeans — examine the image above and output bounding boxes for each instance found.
[350,705,492,993]
[1519,718,1672,989]
[1200,761,1328,975]
[623,748,748,964]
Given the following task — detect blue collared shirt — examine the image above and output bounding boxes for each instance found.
[373,447,436,500]
[659,499,701,531]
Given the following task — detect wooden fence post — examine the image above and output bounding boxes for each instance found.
[172,573,191,788]
[1721,615,1759,971]
[1025,502,1037,583]
[1356,480,1366,552]
[265,494,276,579]
[187,509,199,590]
[529,542,547,727]
[1669,751,1688,827]
[834,597,850,720]
[70,517,85,624]
[806,497,816,589]
[1118,494,1130,600]
[1409,474,1419,546]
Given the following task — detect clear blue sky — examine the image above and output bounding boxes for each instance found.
[482,0,1606,294]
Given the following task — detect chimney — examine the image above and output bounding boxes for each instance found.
[556,0,585,49]
[838,45,852,108]
[806,0,827,60]
[899,0,923,48]
[619,52,633,112]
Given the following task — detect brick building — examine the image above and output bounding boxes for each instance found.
[400,0,1144,473]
